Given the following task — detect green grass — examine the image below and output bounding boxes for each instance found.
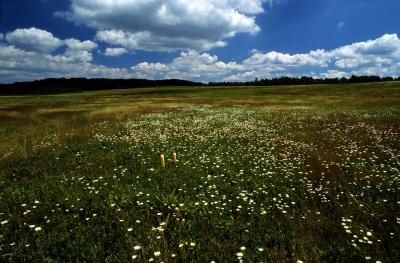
[0,82,400,262]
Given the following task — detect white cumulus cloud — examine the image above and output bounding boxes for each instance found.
[331,34,400,69]
[58,0,267,51]
[129,34,400,81]
[319,70,349,79]
[3,28,99,62]
[104,47,128,57]
[0,43,128,83]
[65,38,97,51]
[0,28,128,82]
[1,32,400,83]
[5,28,63,53]
[131,50,241,80]
[64,38,98,62]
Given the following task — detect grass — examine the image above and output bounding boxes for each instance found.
[0,82,400,262]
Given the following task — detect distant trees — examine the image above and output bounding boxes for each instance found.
[0,78,202,95]
[0,75,398,95]
[209,75,397,86]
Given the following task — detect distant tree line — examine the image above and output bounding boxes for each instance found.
[209,75,399,86]
[0,75,399,95]
[0,78,201,95]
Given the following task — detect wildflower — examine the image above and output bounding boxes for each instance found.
[236,252,244,257]
[1,220,9,225]
[132,255,137,259]
[134,245,141,250]
[34,227,42,231]
[128,228,133,232]
[154,251,161,257]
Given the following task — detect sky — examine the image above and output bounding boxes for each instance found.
[0,0,399,83]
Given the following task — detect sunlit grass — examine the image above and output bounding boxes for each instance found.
[0,83,400,262]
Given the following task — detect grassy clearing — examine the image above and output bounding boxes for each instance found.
[0,82,400,262]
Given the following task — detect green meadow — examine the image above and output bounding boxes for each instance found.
[0,82,400,262]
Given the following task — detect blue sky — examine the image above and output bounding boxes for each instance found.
[0,0,399,83]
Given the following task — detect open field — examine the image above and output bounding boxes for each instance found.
[1,82,400,262]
